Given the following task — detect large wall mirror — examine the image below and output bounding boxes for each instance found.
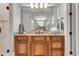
[20,3,64,34]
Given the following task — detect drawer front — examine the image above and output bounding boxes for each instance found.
[51,50,64,56]
[51,36,62,41]
[31,36,46,41]
[17,36,28,41]
[52,42,62,49]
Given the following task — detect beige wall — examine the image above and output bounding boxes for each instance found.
[0,3,77,56]
[0,3,9,56]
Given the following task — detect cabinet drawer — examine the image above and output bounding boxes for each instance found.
[51,36,62,41]
[31,36,46,41]
[17,36,28,41]
[52,42,62,49]
[51,50,64,56]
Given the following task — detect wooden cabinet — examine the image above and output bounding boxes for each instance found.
[14,36,28,56]
[50,36,64,56]
[14,35,64,56]
[30,36,49,56]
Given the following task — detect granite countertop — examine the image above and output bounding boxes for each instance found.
[14,33,64,36]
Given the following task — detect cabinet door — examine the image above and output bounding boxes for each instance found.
[15,41,28,56]
[50,36,64,50]
[30,36,49,56]
[50,36,64,56]
[51,50,64,56]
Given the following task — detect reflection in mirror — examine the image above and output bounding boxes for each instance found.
[21,3,64,34]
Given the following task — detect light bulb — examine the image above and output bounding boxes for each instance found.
[30,3,34,8]
[40,3,43,8]
[44,3,47,8]
[35,3,38,8]
[35,5,38,8]
[31,5,34,8]
[44,6,47,8]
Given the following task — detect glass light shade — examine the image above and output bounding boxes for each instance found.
[30,3,34,8]
[44,6,47,8]
[31,5,34,8]
[35,6,38,8]
[44,3,47,8]
[40,3,43,8]
[35,3,38,8]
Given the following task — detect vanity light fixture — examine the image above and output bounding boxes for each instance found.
[30,3,34,8]
[30,3,48,8]
[44,3,47,8]
[40,3,43,8]
[35,3,38,8]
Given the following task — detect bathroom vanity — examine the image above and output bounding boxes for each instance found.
[14,3,65,56]
[14,34,64,56]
